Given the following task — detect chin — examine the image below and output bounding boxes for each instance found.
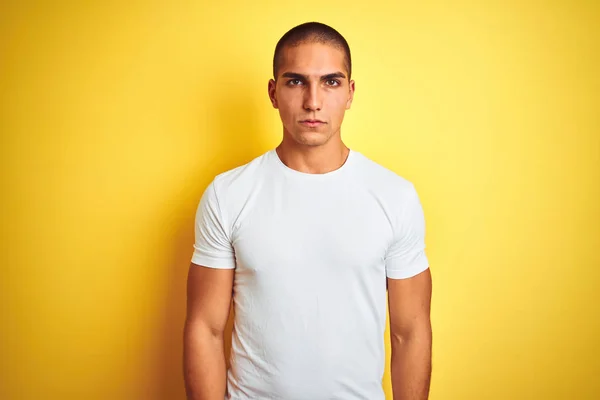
[293,131,332,147]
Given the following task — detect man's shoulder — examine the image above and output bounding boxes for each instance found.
[212,150,271,189]
[352,150,416,195]
[352,151,424,224]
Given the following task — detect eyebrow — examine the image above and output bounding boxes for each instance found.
[281,71,347,80]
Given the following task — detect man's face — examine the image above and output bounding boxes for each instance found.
[268,42,355,147]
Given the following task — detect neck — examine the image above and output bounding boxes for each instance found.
[276,136,350,174]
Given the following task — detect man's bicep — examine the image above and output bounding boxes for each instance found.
[387,268,432,339]
[186,263,234,334]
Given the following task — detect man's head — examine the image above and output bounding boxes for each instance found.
[268,22,355,148]
[272,22,352,81]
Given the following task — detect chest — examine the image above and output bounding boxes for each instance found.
[230,182,393,281]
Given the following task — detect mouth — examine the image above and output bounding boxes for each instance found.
[299,119,326,128]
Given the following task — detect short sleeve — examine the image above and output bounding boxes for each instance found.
[190,180,236,269]
[385,184,429,279]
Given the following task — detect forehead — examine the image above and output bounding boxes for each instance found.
[278,42,346,77]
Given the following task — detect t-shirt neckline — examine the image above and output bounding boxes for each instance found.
[270,148,355,179]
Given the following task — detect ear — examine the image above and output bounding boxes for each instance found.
[345,80,355,110]
[268,79,278,109]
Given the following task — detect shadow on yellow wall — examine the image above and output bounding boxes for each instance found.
[153,91,266,398]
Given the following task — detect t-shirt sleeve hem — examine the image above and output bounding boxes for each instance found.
[191,254,236,269]
[386,258,429,279]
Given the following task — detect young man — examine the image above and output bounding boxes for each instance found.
[184,22,432,400]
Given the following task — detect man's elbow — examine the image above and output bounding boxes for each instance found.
[184,317,226,342]
[390,320,432,348]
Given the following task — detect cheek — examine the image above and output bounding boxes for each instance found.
[278,104,294,120]
[278,95,299,118]
[277,105,296,128]
[329,95,348,116]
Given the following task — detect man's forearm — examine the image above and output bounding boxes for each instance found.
[183,321,228,400]
[390,328,432,400]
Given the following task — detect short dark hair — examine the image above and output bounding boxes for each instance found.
[273,22,352,80]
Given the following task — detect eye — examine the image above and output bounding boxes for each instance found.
[287,79,303,86]
[326,79,341,87]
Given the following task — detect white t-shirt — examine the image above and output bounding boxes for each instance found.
[191,148,429,400]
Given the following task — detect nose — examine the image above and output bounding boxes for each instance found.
[303,82,322,111]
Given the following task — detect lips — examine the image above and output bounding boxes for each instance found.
[300,119,326,127]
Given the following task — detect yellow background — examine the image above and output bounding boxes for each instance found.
[1,1,598,399]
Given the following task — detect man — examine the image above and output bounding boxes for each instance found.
[184,22,432,400]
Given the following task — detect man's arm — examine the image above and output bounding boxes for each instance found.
[388,268,433,400]
[183,263,234,400]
